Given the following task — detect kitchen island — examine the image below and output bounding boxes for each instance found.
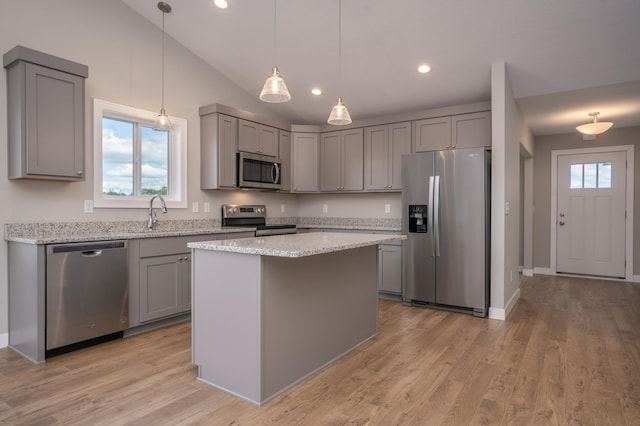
[188,232,405,405]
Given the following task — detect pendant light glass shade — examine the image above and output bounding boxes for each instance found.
[327,0,352,125]
[576,112,613,135]
[153,108,171,131]
[260,0,291,103]
[153,2,172,131]
[259,66,291,103]
[328,97,352,125]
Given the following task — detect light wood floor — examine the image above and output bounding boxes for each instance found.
[1,274,639,425]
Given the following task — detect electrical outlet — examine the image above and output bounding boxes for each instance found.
[385,204,391,214]
[323,204,328,213]
[84,200,93,213]
[281,204,285,213]
[192,202,199,213]
[204,202,210,213]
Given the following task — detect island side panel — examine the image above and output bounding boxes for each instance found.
[261,245,379,401]
[192,249,262,404]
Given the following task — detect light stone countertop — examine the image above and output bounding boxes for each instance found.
[188,232,406,258]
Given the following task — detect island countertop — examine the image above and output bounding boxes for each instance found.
[187,232,405,258]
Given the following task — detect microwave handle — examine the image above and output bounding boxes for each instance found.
[272,162,280,184]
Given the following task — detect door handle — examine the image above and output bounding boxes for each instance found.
[559,221,565,226]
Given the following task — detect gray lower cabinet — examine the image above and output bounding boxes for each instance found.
[139,253,191,322]
[4,46,88,181]
[378,242,402,295]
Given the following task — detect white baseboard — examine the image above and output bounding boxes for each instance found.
[522,269,534,277]
[488,287,521,321]
[0,333,8,348]
[633,275,640,283]
[534,267,554,276]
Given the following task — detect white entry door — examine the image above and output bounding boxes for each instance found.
[556,151,626,278]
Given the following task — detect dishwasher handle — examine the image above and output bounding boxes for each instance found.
[48,241,127,254]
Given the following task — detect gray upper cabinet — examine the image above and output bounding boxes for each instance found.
[413,116,451,152]
[292,132,319,192]
[200,112,238,189]
[238,119,279,157]
[320,128,364,192]
[413,111,491,152]
[452,111,491,148]
[279,130,291,191]
[4,46,88,181]
[364,122,411,191]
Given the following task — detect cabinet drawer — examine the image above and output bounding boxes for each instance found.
[139,234,220,258]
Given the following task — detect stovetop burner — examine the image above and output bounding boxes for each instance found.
[221,204,297,236]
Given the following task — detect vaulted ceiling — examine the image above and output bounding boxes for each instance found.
[122,0,640,136]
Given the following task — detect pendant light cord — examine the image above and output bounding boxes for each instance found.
[273,0,277,67]
[161,10,166,111]
[338,0,342,94]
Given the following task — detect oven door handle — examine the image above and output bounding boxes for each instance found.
[272,162,280,184]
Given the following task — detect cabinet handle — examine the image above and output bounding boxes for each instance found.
[178,257,183,261]
[77,170,83,175]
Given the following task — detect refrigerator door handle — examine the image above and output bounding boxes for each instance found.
[434,175,440,257]
[428,176,435,257]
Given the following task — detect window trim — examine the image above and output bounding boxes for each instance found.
[93,98,187,209]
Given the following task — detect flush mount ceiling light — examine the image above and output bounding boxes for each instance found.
[214,0,228,9]
[328,0,352,125]
[259,0,291,103]
[576,112,614,135]
[153,1,172,131]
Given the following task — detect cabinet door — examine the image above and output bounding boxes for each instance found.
[292,133,319,192]
[238,119,260,153]
[413,116,451,152]
[341,128,364,191]
[200,113,237,189]
[388,122,411,190]
[364,125,389,191]
[259,125,279,156]
[452,111,491,149]
[378,244,402,294]
[320,131,342,191]
[279,131,291,191]
[139,255,182,322]
[25,63,85,179]
[181,254,191,312]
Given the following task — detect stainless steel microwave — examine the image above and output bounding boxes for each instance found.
[237,151,282,190]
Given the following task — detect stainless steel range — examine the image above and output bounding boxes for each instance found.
[221,204,297,236]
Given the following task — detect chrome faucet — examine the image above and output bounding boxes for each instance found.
[148,194,168,230]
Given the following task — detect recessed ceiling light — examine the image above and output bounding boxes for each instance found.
[417,64,431,74]
[214,0,228,9]
[311,88,322,96]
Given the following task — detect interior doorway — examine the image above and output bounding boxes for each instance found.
[550,145,634,280]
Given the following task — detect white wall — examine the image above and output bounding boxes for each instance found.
[490,62,531,319]
[0,0,301,339]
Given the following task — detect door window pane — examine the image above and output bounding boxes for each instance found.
[598,162,612,188]
[570,164,583,189]
[102,118,133,196]
[583,163,597,188]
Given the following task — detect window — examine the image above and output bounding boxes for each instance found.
[93,99,187,208]
[570,162,612,189]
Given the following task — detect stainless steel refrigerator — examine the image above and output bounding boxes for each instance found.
[401,148,490,317]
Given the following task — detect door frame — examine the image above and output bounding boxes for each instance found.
[550,145,634,280]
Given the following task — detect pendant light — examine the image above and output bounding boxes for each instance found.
[259,0,291,103]
[327,0,352,125]
[153,2,172,131]
[576,112,613,136]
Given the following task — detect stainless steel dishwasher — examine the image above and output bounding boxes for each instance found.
[46,240,129,354]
